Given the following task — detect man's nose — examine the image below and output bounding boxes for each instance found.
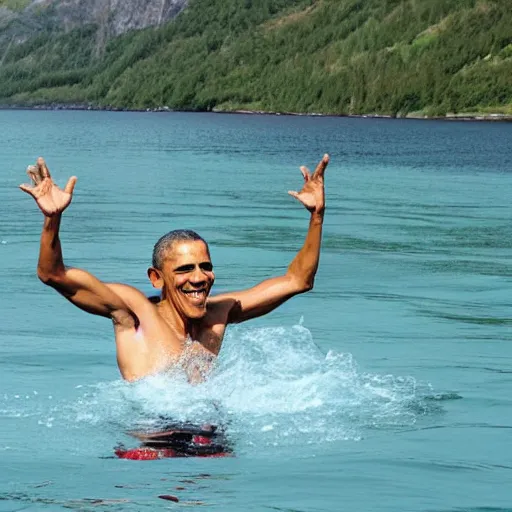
[190,266,207,283]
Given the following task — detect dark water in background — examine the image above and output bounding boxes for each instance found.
[0,110,511,511]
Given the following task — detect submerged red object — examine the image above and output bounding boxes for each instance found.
[115,447,177,460]
[115,423,231,460]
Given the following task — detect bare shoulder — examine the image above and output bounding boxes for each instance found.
[106,283,155,312]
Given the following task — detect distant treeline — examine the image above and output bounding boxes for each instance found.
[1,0,511,116]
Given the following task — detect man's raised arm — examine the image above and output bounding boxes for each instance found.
[20,158,137,325]
[211,154,329,323]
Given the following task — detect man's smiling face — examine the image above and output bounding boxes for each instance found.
[160,240,215,320]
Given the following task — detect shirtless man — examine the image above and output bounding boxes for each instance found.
[20,154,329,382]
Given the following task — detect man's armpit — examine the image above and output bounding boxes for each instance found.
[226,299,243,324]
[207,296,242,324]
[111,308,139,329]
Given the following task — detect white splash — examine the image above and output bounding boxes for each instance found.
[66,323,434,451]
[0,323,437,456]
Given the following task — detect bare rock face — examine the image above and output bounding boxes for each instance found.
[48,0,188,36]
[0,0,188,44]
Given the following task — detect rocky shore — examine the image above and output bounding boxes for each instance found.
[1,103,511,122]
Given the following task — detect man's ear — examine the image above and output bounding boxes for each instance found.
[148,267,164,289]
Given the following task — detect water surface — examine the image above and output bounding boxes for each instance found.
[0,111,511,511]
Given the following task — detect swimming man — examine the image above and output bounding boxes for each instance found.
[20,154,329,382]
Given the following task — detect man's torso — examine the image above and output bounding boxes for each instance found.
[109,285,233,381]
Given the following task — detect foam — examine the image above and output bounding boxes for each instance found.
[67,323,437,451]
[0,323,441,454]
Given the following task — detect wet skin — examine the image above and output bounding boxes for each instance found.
[21,155,329,382]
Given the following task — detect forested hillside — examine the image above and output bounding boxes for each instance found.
[0,0,511,117]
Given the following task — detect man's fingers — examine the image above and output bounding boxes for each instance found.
[65,176,77,195]
[19,184,35,197]
[288,190,300,200]
[37,157,51,180]
[26,165,41,185]
[312,153,330,179]
[300,166,311,183]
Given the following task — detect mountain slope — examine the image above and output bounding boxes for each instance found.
[0,0,511,116]
[0,0,187,44]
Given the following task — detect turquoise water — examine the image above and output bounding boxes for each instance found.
[0,110,511,511]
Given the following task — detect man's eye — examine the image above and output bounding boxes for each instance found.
[201,263,213,272]
[175,265,195,272]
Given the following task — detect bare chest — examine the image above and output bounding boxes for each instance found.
[112,314,225,381]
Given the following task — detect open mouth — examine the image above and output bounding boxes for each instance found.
[182,289,208,304]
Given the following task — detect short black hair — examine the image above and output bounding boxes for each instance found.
[152,229,208,269]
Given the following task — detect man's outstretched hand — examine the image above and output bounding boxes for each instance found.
[288,154,329,215]
[19,157,77,217]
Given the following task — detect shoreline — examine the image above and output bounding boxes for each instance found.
[1,103,511,122]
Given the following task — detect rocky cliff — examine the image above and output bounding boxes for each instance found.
[0,0,187,44]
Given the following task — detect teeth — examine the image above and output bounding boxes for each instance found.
[183,290,205,298]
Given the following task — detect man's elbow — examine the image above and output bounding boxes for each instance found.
[37,268,63,287]
[301,279,314,293]
[290,275,314,294]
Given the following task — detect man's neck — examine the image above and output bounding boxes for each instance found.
[156,299,192,339]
